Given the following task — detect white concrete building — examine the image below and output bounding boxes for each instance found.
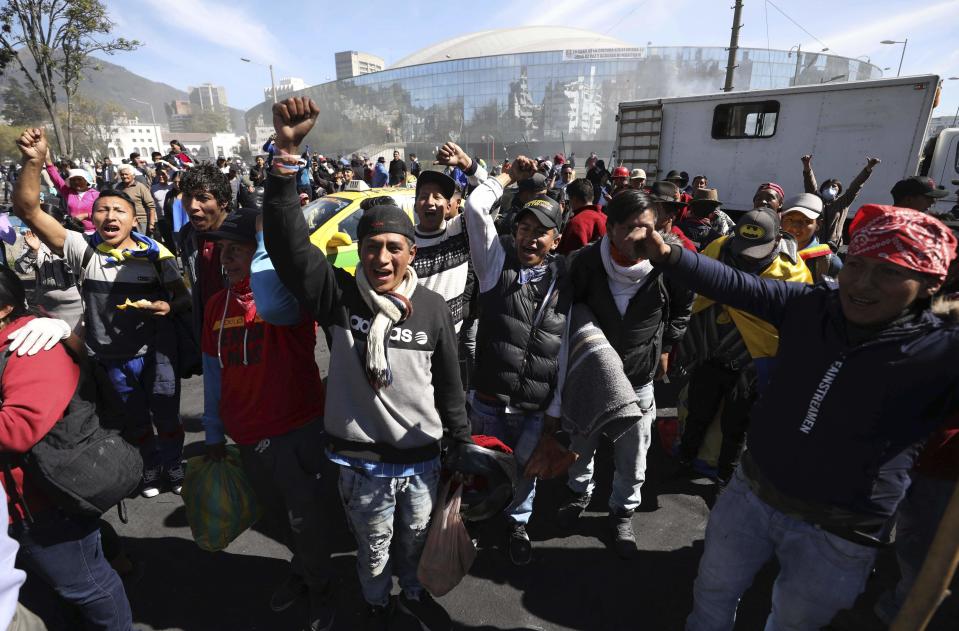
[266,77,306,101]
[106,119,165,160]
[161,131,245,160]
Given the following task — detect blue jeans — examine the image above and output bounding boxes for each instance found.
[11,512,133,631]
[102,351,182,471]
[469,398,543,526]
[686,467,878,631]
[874,473,954,623]
[567,382,656,513]
[337,466,438,607]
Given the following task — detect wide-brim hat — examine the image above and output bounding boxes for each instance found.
[688,187,722,208]
[648,181,684,205]
[665,170,683,183]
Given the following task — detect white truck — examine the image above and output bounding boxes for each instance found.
[614,75,959,215]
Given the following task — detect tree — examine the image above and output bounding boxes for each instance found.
[70,95,124,158]
[1,76,46,124]
[0,0,139,155]
[188,109,229,133]
[0,124,23,160]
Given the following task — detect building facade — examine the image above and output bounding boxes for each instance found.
[248,28,882,159]
[160,131,244,161]
[106,120,165,160]
[164,100,193,133]
[267,77,307,102]
[334,51,386,80]
[189,84,229,113]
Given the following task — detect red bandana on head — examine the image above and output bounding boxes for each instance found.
[848,205,958,281]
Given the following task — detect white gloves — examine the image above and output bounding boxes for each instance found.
[7,318,71,356]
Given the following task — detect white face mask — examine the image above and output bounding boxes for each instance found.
[822,186,839,202]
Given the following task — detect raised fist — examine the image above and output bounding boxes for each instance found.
[16,128,47,163]
[272,97,319,154]
[801,154,812,166]
[434,142,472,171]
[506,155,537,182]
[624,221,671,264]
[866,156,881,168]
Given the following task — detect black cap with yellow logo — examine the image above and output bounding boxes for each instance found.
[517,195,563,231]
[728,207,780,259]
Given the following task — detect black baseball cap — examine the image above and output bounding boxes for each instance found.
[517,196,563,231]
[357,204,415,242]
[517,173,548,192]
[727,207,780,259]
[205,207,260,243]
[416,170,456,199]
[891,176,949,200]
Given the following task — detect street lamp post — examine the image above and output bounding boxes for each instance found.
[788,45,802,86]
[880,39,908,77]
[788,45,830,86]
[241,57,277,104]
[129,97,160,154]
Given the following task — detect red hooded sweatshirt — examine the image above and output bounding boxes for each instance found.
[0,316,79,522]
[558,204,607,255]
[202,278,324,445]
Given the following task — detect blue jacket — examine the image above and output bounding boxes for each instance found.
[372,162,389,187]
[663,246,959,531]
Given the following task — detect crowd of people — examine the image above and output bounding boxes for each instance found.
[0,93,957,631]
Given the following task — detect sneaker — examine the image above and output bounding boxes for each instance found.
[270,574,307,612]
[507,522,532,566]
[140,466,161,498]
[165,462,185,495]
[556,490,591,531]
[398,591,451,631]
[307,585,336,631]
[365,598,394,631]
[610,510,637,560]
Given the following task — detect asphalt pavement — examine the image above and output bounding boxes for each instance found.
[16,337,958,631]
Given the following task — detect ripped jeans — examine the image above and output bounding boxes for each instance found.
[337,466,439,607]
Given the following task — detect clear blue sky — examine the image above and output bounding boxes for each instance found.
[100,0,959,119]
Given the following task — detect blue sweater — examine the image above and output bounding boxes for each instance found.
[663,246,959,531]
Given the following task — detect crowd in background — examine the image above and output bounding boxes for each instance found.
[0,93,956,631]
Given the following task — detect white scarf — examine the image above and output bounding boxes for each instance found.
[600,235,653,316]
[355,265,419,389]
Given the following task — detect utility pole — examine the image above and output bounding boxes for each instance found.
[723,0,744,92]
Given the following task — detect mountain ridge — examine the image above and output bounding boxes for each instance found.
[0,51,247,133]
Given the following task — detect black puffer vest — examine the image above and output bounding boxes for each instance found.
[570,241,669,387]
[474,242,570,411]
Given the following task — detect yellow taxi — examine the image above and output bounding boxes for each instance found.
[302,186,417,274]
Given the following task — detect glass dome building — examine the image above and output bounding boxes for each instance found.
[245,26,881,160]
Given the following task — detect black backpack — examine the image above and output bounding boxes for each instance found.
[0,349,143,518]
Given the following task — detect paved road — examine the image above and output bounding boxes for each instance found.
[17,337,958,630]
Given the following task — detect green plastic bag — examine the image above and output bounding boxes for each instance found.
[181,446,261,552]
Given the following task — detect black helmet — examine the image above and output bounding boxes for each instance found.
[445,440,518,522]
